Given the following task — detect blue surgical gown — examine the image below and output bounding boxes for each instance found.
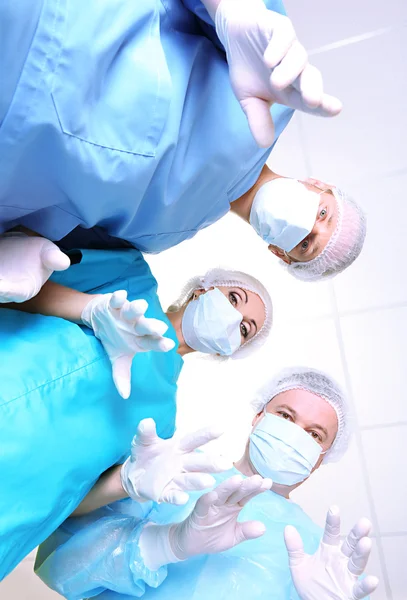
[0,0,293,253]
[0,249,183,579]
[35,468,322,600]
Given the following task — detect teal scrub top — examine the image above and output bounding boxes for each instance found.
[0,0,293,252]
[0,248,183,579]
[36,468,322,600]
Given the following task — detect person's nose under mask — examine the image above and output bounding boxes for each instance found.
[249,411,325,486]
[181,287,242,356]
[250,178,322,252]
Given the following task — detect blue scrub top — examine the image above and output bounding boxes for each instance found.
[0,248,183,579]
[0,0,293,253]
[36,468,322,600]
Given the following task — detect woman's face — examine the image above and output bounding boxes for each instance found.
[195,286,266,345]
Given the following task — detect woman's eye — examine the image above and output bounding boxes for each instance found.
[240,323,248,338]
[319,208,327,219]
[229,292,238,306]
[301,239,309,251]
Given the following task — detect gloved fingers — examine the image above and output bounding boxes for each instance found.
[322,505,341,546]
[240,96,274,148]
[120,299,149,323]
[341,517,372,558]
[160,489,190,506]
[272,85,342,118]
[179,426,224,453]
[132,315,168,337]
[301,92,343,117]
[352,575,379,600]
[226,475,264,505]
[41,243,71,272]
[263,15,296,69]
[182,451,232,474]
[239,477,273,506]
[111,354,133,399]
[284,525,306,567]
[211,475,244,507]
[348,537,372,577]
[109,290,128,310]
[235,520,266,545]
[156,337,176,352]
[193,490,220,518]
[0,279,32,303]
[135,334,173,353]
[295,63,324,109]
[269,41,308,90]
[133,418,159,448]
[172,472,216,492]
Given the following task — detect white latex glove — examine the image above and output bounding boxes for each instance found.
[214,0,342,147]
[81,291,175,399]
[139,474,272,570]
[284,505,380,600]
[121,418,232,505]
[0,232,70,303]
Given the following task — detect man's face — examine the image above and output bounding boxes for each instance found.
[251,388,339,487]
[268,178,339,265]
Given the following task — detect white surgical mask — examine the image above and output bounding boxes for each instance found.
[249,178,320,252]
[181,287,242,356]
[249,412,322,486]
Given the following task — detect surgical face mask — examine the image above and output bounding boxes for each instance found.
[249,412,322,486]
[181,287,242,356]
[249,178,320,252]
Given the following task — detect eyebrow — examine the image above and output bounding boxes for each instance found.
[238,287,257,335]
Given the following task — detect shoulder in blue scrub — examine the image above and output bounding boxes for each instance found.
[0,0,293,254]
[0,248,183,580]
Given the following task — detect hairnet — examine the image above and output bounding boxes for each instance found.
[287,188,367,282]
[251,366,352,463]
[169,267,273,360]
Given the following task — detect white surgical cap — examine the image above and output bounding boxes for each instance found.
[169,267,273,360]
[252,366,352,463]
[287,188,367,282]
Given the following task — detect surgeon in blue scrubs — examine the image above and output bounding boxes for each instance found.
[0,0,346,287]
[35,367,379,600]
[0,246,272,579]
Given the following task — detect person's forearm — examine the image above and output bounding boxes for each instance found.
[2,280,98,323]
[72,465,128,516]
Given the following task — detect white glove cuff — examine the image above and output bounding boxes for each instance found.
[215,0,266,43]
[139,523,180,571]
[80,295,101,329]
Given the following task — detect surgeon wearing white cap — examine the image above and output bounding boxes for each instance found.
[0,0,365,303]
[36,367,379,600]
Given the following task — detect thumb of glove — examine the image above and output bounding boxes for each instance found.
[240,96,275,148]
[41,244,71,272]
[284,525,306,567]
[112,354,133,399]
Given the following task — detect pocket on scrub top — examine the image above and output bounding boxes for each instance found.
[50,1,171,157]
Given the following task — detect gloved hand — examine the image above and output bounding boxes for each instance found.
[81,291,175,399]
[139,474,272,570]
[214,0,343,147]
[121,418,232,505]
[284,505,380,600]
[0,232,70,303]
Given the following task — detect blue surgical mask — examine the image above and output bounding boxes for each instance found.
[181,287,242,356]
[249,178,320,252]
[249,412,322,486]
